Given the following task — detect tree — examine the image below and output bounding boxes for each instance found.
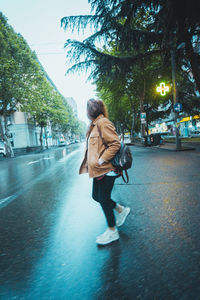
[61,1,200,140]
[58,102,78,140]
[78,120,87,140]
[22,79,70,150]
[0,13,43,156]
[61,0,200,107]
[0,13,74,155]
[96,42,174,138]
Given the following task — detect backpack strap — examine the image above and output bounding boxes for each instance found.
[97,121,130,184]
[121,170,129,184]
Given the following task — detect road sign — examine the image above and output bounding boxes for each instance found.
[174,103,182,112]
[140,112,146,119]
[140,112,146,124]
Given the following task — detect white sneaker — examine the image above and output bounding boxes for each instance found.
[116,206,130,227]
[96,228,119,245]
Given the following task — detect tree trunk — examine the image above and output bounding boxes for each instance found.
[122,131,124,141]
[130,106,136,142]
[0,115,14,158]
[40,126,43,151]
[138,63,147,139]
[140,78,146,138]
[44,128,49,149]
[185,35,200,94]
[145,103,149,135]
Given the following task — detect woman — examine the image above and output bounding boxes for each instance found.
[79,98,130,245]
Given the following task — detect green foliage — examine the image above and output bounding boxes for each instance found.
[0,13,41,115]
[0,13,84,155]
[96,43,173,134]
[61,0,200,138]
[61,0,200,89]
[0,13,45,155]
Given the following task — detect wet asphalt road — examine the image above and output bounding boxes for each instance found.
[0,144,200,300]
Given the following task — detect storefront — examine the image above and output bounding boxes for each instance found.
[179,115,200,137]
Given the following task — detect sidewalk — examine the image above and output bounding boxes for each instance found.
[130,140,198,151]
[153,142,196,151]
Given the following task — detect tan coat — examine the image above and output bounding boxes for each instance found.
[79,114,121,178]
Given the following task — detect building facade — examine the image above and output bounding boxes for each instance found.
[149,113,200,137]
[65,97,78,117]
[8,112,40,148]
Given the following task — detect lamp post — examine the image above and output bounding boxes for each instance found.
[170,47,182,150]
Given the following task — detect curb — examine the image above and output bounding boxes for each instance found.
[152,145,196,151]
[130,143,196,152]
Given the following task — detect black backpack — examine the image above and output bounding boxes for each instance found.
[111,142,133,183]
[97,123,133,183]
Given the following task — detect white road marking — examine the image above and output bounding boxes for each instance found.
[27,160,40,165]
[0,194,18,208]
[27,157,54,165]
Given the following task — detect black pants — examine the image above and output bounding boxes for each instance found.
[92,175,117,227]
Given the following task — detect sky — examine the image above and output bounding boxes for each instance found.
[1,0,96,122]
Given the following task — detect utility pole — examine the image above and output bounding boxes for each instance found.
[140,78,146,139]
[140,101,145,138]
[170,47,182,150]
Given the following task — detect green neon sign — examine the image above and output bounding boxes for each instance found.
[156,82,169,96]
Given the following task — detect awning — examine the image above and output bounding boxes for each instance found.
[180,115,200,123]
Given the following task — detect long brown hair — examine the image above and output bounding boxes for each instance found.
[87,98,108,120]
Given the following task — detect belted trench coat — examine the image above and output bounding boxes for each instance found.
[79,114,121,178]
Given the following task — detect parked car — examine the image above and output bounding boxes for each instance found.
[124,136,131,144]
[0,146,6,157]
[59,141,67,147]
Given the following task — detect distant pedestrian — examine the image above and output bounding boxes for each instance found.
[79,98,130,245]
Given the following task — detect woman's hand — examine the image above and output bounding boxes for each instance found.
[98,157,105,165]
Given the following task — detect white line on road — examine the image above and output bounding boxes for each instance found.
[0,194,18,209]
[27,160,40,165]
[27,157,54,165]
